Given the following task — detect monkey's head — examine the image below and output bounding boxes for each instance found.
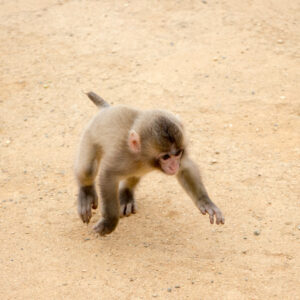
[128,111,186,175]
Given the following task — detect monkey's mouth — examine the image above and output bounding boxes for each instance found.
[164,167,178,176]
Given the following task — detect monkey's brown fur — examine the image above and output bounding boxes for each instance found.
[75,92,224,236]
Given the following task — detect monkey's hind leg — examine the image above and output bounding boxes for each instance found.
[119,177,140,217]
[75,135,100,224]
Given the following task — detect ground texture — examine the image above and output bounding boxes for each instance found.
[0,0,299,299]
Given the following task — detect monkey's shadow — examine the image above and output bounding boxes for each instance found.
[87,198,218,263]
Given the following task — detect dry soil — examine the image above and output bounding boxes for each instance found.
[0,0,299,299]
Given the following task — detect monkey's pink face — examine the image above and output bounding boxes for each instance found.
[158,149,183,175]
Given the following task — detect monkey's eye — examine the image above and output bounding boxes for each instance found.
[175,149,183,156]
[161,154,170,160]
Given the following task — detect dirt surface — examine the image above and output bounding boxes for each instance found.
[0,0,299,299]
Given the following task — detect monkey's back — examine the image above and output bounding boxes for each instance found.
[87,106,139,152]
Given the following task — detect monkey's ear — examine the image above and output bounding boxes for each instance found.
[128,130,141,153]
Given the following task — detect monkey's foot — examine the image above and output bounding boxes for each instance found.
[120,199,137,217]
[119,188,137,217]
[93,217,119,236]
[77,185,98,223]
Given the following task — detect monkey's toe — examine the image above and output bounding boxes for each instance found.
[93,217,119,236]
[80,211,92,223]
[120,202,136,217]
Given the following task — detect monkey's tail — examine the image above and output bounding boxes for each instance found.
[86,91,110,108]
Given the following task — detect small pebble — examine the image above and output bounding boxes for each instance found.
[175,285,180,288]
[152,294,158,298]
[280,95,286,100]
[297,225,300,230]
[254,230,261,236]
[5,139,11,146]
[167,288,172,292]
[277,39,284,44]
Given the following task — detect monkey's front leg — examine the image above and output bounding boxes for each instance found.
[93,170,120,236]
[177,157,225,225]
[78,185,98,223]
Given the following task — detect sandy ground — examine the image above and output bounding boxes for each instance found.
[0,0,299,299]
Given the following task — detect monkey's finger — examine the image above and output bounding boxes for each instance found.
[215,210,220,225]
[87,198,92,217]
[221,215,225,224]
[198,206,207,215]
[82,200,92,223]
[206,208,214,224]
[78,207,89,223]
[80,211,89,223]
[215,210,223,225]
[92,195,98,210]
[82,209,92,223]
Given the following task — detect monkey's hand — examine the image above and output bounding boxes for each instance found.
[93,217,119,236]
[197,199,225,225]
[77,186,98,223]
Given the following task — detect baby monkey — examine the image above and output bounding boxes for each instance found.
[75,92,225,236]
